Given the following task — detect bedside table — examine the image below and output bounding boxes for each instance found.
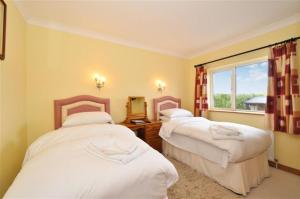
[144,121,162,152]
[119,121,162,152]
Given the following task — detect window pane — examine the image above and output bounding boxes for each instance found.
[212,70,232,109]
[236,61,268,111]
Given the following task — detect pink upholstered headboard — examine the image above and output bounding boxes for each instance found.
[54,95,110,129]
[153,96,181,121]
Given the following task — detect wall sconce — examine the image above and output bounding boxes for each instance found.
[156,80,166,93]
[94,73,106,90]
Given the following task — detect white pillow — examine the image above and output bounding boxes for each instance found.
[62,112,113,127]
[159,116,183,122]
[160,116,173,122]
[159,108,193,118]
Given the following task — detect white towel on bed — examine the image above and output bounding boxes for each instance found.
[209,125,244,141]
[91,138,137,155]
[86,135,147,164]
[209,124,240,136]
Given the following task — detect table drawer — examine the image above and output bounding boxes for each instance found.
[145,124,161,131]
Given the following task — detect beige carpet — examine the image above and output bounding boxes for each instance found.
[167,158,242,199]
[167,158,300,199]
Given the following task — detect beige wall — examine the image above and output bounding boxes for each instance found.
[0,1,27,197]
[26,24,186,144]
[1,2,300,196]
[184,22,300,170]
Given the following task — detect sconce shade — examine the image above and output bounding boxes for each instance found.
[94,73,106,89]
[156,80,166,92]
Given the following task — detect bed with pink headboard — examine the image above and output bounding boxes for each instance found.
[54,95,110,129]
[153,96,181,121]
[153,97,271,196]
[5,95,179,199]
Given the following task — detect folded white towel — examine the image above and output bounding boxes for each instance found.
[210,130,244,141]
[209,125,244,141]
[209,124,240,136]
[91,139,137,155]
[87,144,148,164]
[86,135,147,164]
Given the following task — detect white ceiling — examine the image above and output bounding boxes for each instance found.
[14,0,300,58]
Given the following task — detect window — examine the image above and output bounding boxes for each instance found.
[210,60,268,112]
[212,70,232,109]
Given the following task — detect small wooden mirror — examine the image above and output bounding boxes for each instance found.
[124,96,149,123]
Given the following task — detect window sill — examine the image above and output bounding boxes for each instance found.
[208,109,265,116]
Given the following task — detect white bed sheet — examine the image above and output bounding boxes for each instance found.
[160,117,271,168]
[161,132,229,167]
[163,141,270,196]
[4,124,178,199]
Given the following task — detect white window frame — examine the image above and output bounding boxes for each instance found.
[208,57,268,113]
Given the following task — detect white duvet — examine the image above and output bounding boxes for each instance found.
[5,124,178,199]
[159,117,271,167]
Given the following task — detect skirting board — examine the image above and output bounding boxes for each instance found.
[269,161,300,176]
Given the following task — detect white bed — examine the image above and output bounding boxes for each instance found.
[153,96,272,196]
[4,95,178,199]
[160,131,229,167]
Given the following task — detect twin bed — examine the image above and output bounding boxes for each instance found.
[4,95,178,199]
[153,96,271,196]
[5,95,271,198]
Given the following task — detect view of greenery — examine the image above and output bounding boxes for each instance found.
[213,93,264,109]
[213,94,231,108]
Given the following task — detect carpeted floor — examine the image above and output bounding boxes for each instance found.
[167,158,242,199]
[167,157,300,199]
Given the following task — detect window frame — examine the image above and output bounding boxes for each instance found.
[208,57,268,113]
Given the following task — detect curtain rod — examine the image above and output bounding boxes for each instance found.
[194,36,300,68]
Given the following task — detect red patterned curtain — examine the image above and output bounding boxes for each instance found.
[266,41,300,135]
[194,66,208,117]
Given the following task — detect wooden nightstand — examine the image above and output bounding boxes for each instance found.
[119,121,162,152]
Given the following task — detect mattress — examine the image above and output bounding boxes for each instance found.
[161,132,229,167]
[159,117,271,168]
[4,124,178,199]
[163,140,270,196]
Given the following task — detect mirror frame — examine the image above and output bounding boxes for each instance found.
[129,96,145,116]
[124,96,149,123]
